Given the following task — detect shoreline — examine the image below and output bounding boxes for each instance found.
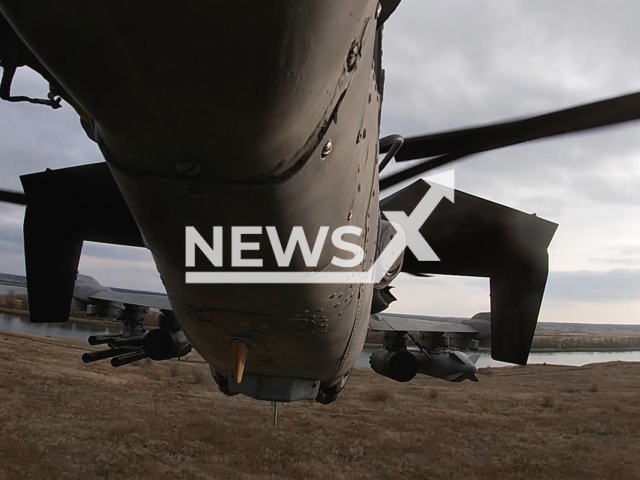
[0,307,121,328]
[2,310,640,354]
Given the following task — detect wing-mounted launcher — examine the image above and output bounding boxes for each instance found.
[368,321,481,383]
[18,163,191,366]
[380,179,557,365]
[82,308,192,367]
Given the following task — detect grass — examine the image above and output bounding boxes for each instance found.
[369,389,393,403]
[540,394,557,409]
[168,362,181,377]
[1,332,640,479]
[532,335,640,350]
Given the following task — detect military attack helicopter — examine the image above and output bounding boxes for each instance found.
[0,0,638,404]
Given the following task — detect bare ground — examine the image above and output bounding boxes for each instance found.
[1,332,640,480]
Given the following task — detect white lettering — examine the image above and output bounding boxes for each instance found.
[331,226,364,268]
[185,226,223,267]
[266,226,329,267]
[232,226,263,267]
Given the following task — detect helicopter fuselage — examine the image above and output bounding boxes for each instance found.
[0,0,383,396]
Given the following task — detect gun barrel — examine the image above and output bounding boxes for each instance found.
[111,350,148,367]
[108,334,147,348]
[82,348,129,363]
[88,333,123,346]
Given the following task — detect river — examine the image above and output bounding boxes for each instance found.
[356,347,640,369]
[0,311,118,342]
[2,311,640,368]
[0,284,27,295]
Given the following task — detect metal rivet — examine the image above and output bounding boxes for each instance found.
[321,141,333,158]
[375,3,382,19]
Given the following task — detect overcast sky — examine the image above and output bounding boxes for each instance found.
[1,0,639,323]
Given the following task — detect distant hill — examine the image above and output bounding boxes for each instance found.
[0,272,165,296]
[0,273,27,285]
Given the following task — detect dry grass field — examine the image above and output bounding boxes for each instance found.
[1,332,640,480]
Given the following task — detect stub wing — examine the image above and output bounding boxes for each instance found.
[89,291,172,311]
[369,313,478,335]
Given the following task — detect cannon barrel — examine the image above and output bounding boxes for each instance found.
[82,347,129,363]
[88,333,122,346]
[108,334,147,348]
[111,350,148,367]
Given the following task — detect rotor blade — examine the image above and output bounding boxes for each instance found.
[380,91,640,190]
[0,189,27,205]
[396,91,640,161]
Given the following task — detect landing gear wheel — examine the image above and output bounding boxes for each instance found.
[315,370,352,404]
[325,370,352,395]
[315,391,338,405]
[210,367,238,397]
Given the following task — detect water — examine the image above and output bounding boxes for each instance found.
[0,312,118,342]
[0,284,27,295]
[356,348,640,369]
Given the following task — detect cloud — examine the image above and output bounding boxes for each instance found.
[545,269,640,303]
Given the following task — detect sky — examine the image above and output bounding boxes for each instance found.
[0,0,639,323]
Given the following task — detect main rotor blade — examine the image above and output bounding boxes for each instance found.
[380,91,640,190]
[396,91,640,161]
[0,189,27,205]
